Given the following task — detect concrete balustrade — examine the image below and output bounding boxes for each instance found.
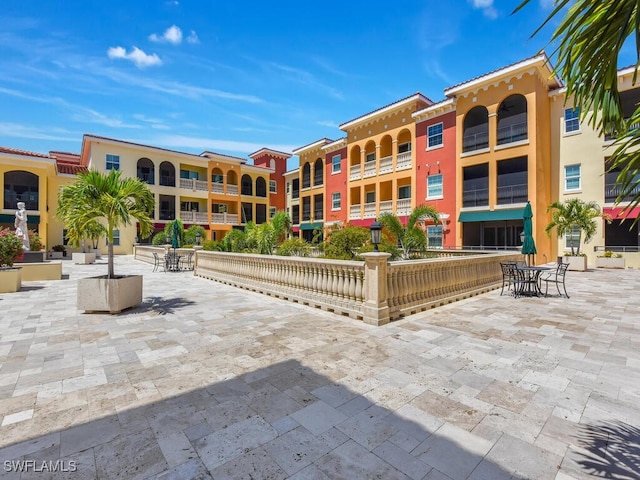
[134,245,522,326]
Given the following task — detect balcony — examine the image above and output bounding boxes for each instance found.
[349,204,361,219]
[179,178,208,192]
[463,188,489,208]
[211,212,237,224]
[350,164,361,180]
[463,132,489,153]
[211,183,224,194]
[379,156,393,174]
[396,152,412,171]
[605,182,640,203]
[379,200,393,214]
[364,162,377,178]
[396,199,411,216]
[179,211,208,224]
[364,202,376,218]
[497,121,527,145]
[497,183,528,205]
[159,210,176,221]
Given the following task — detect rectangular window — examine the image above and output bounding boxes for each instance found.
[398,186,411,199]
[62,229,69,246]
[365,191,376,203]
[564,226,581,250]
[427,225,443,248]
[332,154,341,173]
[427,174,443,198]
[180,170,199,180]
[366,152,376,163]
[270,207,277,218]
[332,192,341,210]
[564,108,580,133]
[427,123,444,148]
[106,229,121,246]
[106,154,120,171]
[398,142,412,154]
[269,180,277,193]
[286,182,290,194]
[565,164,581,191]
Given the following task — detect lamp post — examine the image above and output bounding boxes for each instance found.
[519,231,525,245]
[166,235,171,245]
[195,232,201,246]
[370,220,382,252]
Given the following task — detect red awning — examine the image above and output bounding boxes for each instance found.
[291,226,300,233]
[603,207,640,220]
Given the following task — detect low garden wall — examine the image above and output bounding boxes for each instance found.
[134,245,522,325]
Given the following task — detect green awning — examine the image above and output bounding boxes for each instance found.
[299,222,323,231]
[458,209,524,222]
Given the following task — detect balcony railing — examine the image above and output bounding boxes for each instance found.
[350,164,361,180]
[349,204,361,219]
[364,202,376,218]
[463,131,489,152]
[605,182,640,203]
[137,173,154,184]
[211,213,237,224]
[179,178,208,191]
[497,183,528,204]
[227,184,238,195]
[180,211,208,224]
[462,188,489,208]
[379,156,393,174]
[211,183,224,194]
[364,162,377,178]
[379,200,393,214]
[396,152,412,171]
[159,176,176,187]
[604,121,640,141]
[159,210,176,221]
[396,199,411,216]
[497,121,528,145]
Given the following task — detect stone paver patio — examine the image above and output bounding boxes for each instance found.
[0,256,639,479]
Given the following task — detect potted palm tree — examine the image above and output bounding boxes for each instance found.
[57,169,154,313]
[545,198,610,271]
[378,204,440,259]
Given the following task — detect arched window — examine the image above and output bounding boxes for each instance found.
[463,106,489,152]
[313,158,323,186]
[3,170,39,210]
[497,94,527,145]
[302,163,311,189]
[136,158,155,184]
[256,177,267,197]
[241,174,253,196]
[159,162,175,187]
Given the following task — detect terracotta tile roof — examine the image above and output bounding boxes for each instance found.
[0,146,52,158]
[56,163,88,175]
[339,92,433,129]
[83,134,206,160]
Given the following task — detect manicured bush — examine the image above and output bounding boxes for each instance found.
[0,227,24,267]
[276,238,311,257]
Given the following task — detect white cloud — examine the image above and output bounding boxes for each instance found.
[148,134,297,155]
[469,0,498,19]
[107,46,162,68]
[149,25,183,44]
[539,0,556,9]
[187,30,199,44]
[316,120,337,128]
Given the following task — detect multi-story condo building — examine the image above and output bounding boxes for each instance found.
[291,139,331,241]
[444,54,561,263]
[321,138,348,229]
[248,148,291,218]
[284,168,300,232]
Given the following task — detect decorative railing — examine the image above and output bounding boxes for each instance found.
[350,204,361,219]
[179,211,208,224]
[364,162,377,178]
[463,131,489,152]
[497,183,528,205]
[350,164,361,180]
[462,188,489,207]
[211,183,224,194]
[605,182,640,203]
[396,152,412,170]
[396,199,411,216]
[364,202,377,218]
[134,246,522,326]
[211,213,237,224]
[497,121,528,145]
[227,184,239,195]
[179,178,208,191]
[379,156,393,174]
[379,200,393,214]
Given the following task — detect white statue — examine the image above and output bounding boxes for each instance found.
[14,202,30,251]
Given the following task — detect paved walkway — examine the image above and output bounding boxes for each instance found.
[0,256,639,479]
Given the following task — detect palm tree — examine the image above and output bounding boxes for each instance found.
[57,169,154,278]
[514,1,640,211]
[545,198,610,255]
[378,204,440,259]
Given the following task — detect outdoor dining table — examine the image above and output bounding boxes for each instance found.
[514,265,551,297]
[165,253,183,272]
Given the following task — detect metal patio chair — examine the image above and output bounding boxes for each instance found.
[540,262,570,298]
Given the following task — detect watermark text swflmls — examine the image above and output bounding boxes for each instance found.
[4,460,77,473]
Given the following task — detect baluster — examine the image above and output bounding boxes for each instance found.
[354,269,363,301]
[348,267,356,301]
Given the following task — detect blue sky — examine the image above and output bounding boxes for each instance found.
[0,0,596,167]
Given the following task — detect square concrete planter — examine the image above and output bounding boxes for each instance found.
[89,248,102,259]
[77,275,143,314]
[564,255,587,271]
[0,267,22,293]
[49,251,64,259]
[72,252,96,264]
[595,257,625,269]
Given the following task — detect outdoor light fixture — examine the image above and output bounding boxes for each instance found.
[519,231,525,244]
[166,235,171,244]
[370,220,382,252]
[195,232,201,246]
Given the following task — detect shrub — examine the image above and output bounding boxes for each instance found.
[28,230,43,251]
[322,226,370,260]
[202,240,223,251]
[0,228,25,268]
[51,244,66,252]
[152,232,168,245]
[276,238,311,257]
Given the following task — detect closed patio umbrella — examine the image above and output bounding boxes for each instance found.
[522,201,537,266]
[171,221,180,251]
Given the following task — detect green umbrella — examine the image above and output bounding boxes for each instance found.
[521,201,537,265]
[171,221,180,250]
